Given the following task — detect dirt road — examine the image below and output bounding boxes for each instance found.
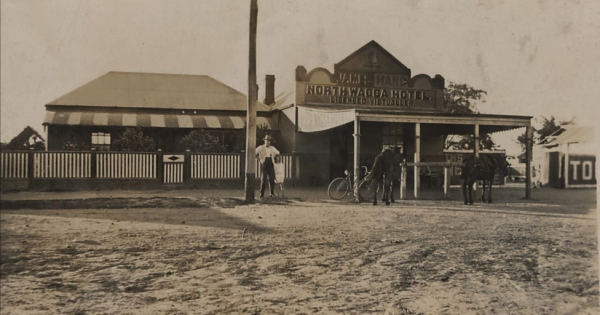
[1,189,598,314]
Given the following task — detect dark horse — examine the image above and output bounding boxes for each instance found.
[367,148,401,205]
[461,154,510,205]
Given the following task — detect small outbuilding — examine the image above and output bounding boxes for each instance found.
[533,126,596,188]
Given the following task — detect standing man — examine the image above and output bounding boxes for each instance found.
[256,135,280,197]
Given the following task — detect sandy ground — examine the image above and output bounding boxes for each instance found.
[1,188,598,315]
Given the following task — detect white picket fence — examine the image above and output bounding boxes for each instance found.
[256,154,297,179]
[97,152,156,179]
[1,151,299,183]
[192,154,240,179]
[164,163,184,183]
[34,152,91,178]
[0,152,28,179]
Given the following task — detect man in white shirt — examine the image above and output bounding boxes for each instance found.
[256,135,280,197]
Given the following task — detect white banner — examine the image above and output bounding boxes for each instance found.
[297,107,356,133]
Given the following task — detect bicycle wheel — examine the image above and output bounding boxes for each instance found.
[359,178,378,202]
[328,177,350,200]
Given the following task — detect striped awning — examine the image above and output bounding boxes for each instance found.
[44,111,277,130]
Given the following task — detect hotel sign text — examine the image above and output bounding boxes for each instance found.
[305,84,436,108]
[336,72,410,88]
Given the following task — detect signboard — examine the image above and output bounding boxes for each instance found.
[444,150,507,185]
[336,72,410,88]
[568,154,596,186]
[163,155,184,163]
[295,41,444,110]
[304,84,437,108]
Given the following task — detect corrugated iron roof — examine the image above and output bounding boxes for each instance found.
[552,126,595,145]
[48,71,273,112]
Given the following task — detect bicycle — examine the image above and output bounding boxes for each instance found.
[328,166,379,201]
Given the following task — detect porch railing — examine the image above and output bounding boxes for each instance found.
[399,161,462,200]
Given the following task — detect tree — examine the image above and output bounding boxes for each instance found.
[442,82,497,150]
[442,82,486,115]
[3,126,45,151]
[446,134,497,151]
[60,141,89,151]
[178,130,227,153]
[111,127,156,152]
[515,116,575,151]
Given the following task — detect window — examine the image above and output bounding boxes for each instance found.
[91,132,111,151]
[382,124,403,153]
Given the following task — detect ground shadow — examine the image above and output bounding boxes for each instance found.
[0,197,278,232]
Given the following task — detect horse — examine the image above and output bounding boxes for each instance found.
[366,148,401,205]
[461,154,510,205]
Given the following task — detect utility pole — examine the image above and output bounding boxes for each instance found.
[245,0,258,201]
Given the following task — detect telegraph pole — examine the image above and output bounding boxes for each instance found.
[245,0,258,201]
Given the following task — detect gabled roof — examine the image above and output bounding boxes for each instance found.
[539,125,595,147]
[268,92,294,110]
[48,71,272,112]
[551,126,595,145]
[334,40,411,75]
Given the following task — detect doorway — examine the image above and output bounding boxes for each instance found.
[548,151,561,188]
[329,127,350,181]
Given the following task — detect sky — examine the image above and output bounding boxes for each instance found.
[2,0,599,155]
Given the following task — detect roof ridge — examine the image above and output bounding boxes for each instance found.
[107,71,209,77]
[204,76,271,111]
[204,75,247,97]
[47,71,273,112]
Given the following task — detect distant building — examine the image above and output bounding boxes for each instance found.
[43,72,282,152]
[533,125,596,188]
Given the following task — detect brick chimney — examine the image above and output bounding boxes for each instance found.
[263,75,275,105]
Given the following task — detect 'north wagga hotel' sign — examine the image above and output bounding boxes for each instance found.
[305,83,435,108]
[295,41,445,110]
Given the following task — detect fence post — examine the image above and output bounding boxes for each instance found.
[291,151,297,187]
[444,165,450,199]
[157,149,164,184]
[90,148,97,189]
[27,148,35,189]
[240,150,246,184]
[184,150,191,186]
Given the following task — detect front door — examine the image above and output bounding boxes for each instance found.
[329,129,349,181]
[548,151,560,188]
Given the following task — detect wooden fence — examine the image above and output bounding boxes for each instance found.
[0,152,28,179]
[192,154,240,179]
[164,163,184,184]
[255,154,298,180]
[35,152,91,178]
[0,150,300,189]
[97,152,156,179]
